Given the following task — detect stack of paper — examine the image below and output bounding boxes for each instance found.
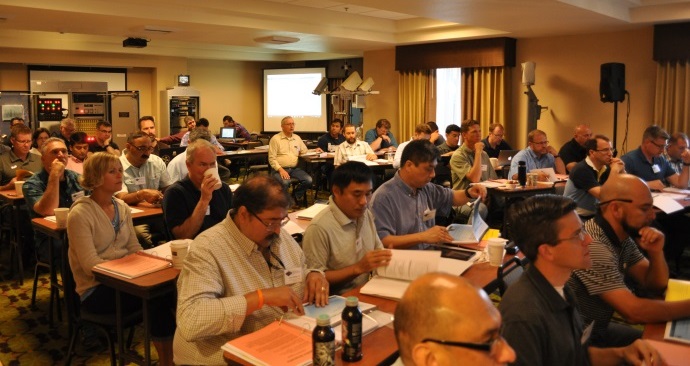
[296,203,328,220]
[94,252,172,279]
[221,321,312,366]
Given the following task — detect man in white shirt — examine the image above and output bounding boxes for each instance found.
[393,123,432,169]
[334,123,377,166]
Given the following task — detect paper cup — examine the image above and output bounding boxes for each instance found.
[170,239,192,269]
[204,168,222,190]
[14,181,25,195]
[487,238,507,266]
[54,208,70,229]
[490,157,499,169]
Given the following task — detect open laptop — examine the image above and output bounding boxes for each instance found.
[218,127,236,143]
[496,149,519,167]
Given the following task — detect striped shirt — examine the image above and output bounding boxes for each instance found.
[566,216,645,340]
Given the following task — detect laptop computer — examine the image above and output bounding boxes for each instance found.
[496,149,519,167]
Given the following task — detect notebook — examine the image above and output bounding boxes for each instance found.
[496,150,519,167]
[446,202,489,244]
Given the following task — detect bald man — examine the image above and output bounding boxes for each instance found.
[394,273,515,366]
[568,174,690,347]
[559,124,592,172]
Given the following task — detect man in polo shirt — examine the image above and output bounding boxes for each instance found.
[563,135,625,218]
[663,132,690,181]
[116,131,174,247]
[559,124,592,172]
[139,115,170,156]
[436,124,461,155]
[24,137,85,262]
[268,116,321,205]
[370,140,486,250]
[2,117,26,148]
[567,174,690,347]
[334,124,377,166]
[449,119,496,191]
[508,129,565,180]
[162,139,232,240]
[316,118,345,187]
[393,123,431,169]
[621,125,689,190]
[500,194,659,366]
[365,118,399,152]
[167,129,215,182]
[88,121,120,156]
[481,122,512,158]
[0,124,42,191]
[303,162,392,295]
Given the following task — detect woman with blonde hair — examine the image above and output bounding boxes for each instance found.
[67,152,174,365]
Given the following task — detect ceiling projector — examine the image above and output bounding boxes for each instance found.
[123,37,148,48]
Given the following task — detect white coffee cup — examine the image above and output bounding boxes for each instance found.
[490,157,499,169]
[14,180,25,195]
[170,239,193,269]
[487,238,507,266]
[204,168,222,190]
[54,207,70,229]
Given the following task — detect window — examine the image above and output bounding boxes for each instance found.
[435,68,462,135]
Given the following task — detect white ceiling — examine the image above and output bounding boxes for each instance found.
[0,0,688,62]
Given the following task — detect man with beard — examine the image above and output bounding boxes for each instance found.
[567,174,690,347]
[173,175,329,365]
[116,131,174,247]
[334,123,377,166]
[508,129,565,180]
[65,132,89,174]
[563,135,625,218]
[138,116,170,155]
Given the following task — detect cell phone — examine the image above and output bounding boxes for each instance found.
[505,241,519,255]
[440,248,478,261]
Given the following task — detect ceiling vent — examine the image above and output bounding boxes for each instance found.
[254,36,300,45]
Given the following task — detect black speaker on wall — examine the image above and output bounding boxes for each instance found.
[600,63,625,103]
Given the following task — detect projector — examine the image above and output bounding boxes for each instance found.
[123,37,148,48]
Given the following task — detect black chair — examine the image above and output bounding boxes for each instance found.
[30,237,62,327]
[243,138,270,181]
[63,255,142,366]
[496,256,529,296]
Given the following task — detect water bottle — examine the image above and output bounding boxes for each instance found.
[518,161,527,187]
[341,296,363,361]
[313,314,335,366]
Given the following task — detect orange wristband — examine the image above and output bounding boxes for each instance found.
[256,289,264,309]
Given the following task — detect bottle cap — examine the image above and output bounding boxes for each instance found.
[346,296,359,307]
[316,314,331,326]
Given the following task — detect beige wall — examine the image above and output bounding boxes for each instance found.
[362,48,400,139]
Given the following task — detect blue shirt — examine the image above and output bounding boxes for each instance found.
[621,147,675,185]
[364,128,398,150]
[508,147,556,178]
[370,172,453,250]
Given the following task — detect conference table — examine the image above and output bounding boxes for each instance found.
[0,189,27,284]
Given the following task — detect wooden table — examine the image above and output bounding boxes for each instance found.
[219,140,261,150]
[0,189,26,284]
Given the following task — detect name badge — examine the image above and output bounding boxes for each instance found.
[71,191,85,201]
[133,176,146,185]
[481,164,487,172]
[205,205,210,216]
[283,267,303,285]
[10,165,17,169]
[422,208,436,221]
[652,164,661,174]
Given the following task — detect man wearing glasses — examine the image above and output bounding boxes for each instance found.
[663,132,690,183]
[500,194,659,366]
[88,121,120,156]
[116,131,174,247]
[481,122,512,159]
[0,124,42,191]
[508,129,565,180]
[394,273,516,365]
[173,176,329,365]
[568,175,690,347]
[621,125,690,191]
[564,135,625,218]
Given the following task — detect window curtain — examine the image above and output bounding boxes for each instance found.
[461,67,511,135]
[398,70,435,141]
[654,60,690,134]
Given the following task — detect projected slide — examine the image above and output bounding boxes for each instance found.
[263,68,327,132]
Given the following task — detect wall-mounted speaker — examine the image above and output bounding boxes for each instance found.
[600,63,625,103]
[521,62,535,86]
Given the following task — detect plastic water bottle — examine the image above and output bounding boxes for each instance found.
[341,296,363,361]
[518,161,527,187]
[312,314,335,366]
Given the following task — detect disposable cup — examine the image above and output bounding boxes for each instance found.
[14,181,25,195]
[487,238,507,266]
[54,208,70,229]
[204,168,222,190]
[490,157,499,169]
[170,239,192,269]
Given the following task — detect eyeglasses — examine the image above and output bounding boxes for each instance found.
[531,140,549,146]
[595,147,616,154]
[491,133,504,138]
[649,140,668,149]
[131,145,154,153]
[248,210,290,231]
[555,228,588,244]
[98,129,112,134]
[13,139,32,145]
[422,337,503,355]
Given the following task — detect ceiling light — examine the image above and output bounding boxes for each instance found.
[254,36,300,45]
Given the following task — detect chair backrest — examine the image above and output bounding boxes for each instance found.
[496,256,528,296]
